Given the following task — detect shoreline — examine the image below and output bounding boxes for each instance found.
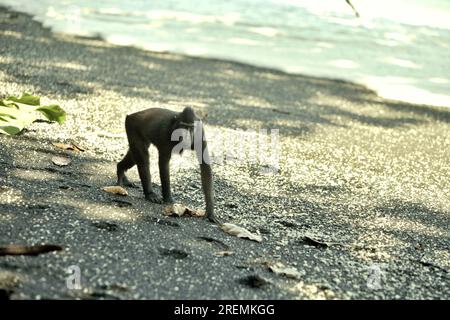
[1,6,449,300]
[1,4,449,109]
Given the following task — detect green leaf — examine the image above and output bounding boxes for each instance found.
[0,100,19,108]
[0,125,22,135]
[0,106,21,118]
[0,112,17,120]
[7,92,40,106]
[0,93,66,135]
[37,104,66,124]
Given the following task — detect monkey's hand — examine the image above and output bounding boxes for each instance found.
[145,192,163,204]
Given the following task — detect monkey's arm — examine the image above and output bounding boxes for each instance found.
[159,150,173,203]
[197,140,220,224]
[200,162,216,222]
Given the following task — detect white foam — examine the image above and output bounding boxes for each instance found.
[1,0,449,108]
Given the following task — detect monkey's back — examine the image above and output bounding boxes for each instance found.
[125,108,177,148]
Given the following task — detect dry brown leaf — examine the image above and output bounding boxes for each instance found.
[52,142,73,150]
[52,142,85,152]
[0,244,63,256]
[163,203,186,216]
[71,143,86,152]
[301,236,329,248]
[163,203,206,217]
[52,156,71,166]
[102,186,128,196]
[267,262,303,279]
[0,271,21,292]
[185,207,206,217]
[213,251,234,257]
[221,223,262,242]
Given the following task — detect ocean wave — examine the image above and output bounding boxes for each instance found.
[1,0,449,107]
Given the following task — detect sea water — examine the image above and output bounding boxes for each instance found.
[1,0,449,107]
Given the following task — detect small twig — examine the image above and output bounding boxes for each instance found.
[0,244,63,256]
[345,0,360,18]
[411,258,448,274]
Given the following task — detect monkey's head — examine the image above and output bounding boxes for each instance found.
[173,107,202,152]
[179,107,198,124]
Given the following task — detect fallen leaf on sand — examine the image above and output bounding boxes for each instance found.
[52,142,85,152]
[0,244,63,256]
[102,186,128,196]
[238,275,270,288]
[92,221,120,232]
[158,248,189,259]
[113,199,133,207]
[300,236,329,248]
[0,271,20,293]
[185,206,206,217]
[71,142,85,152]
[214,251,234,257]
[198,236,229,249]
[221,223,262,242]
[271,108,291,115]
[163,203,206,217]
[96,130,124,139]
[52,156,71,166]
[164,203,184,216]
[267,262,303,279]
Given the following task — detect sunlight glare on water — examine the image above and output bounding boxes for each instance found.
[1,0,449,107]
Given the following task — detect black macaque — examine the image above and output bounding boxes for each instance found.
[117,107,219,223]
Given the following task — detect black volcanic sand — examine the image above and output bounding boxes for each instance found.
[0,7,449,299]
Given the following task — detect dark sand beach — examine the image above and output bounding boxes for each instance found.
[0,7,449,299]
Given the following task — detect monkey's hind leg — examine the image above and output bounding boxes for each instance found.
[117,149,137,188]
[159,151,174,204]
[129,143,163,204]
